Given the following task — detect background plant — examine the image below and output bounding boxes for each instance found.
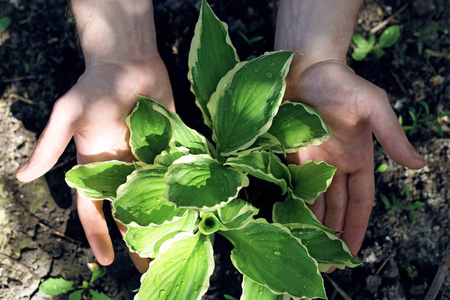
[352,25,400,61]
[65,1,360,299]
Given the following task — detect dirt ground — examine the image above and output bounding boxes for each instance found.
[0,0,449,299]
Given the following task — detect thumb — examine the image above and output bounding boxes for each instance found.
[16,94,80,182]
[370,94,426,170]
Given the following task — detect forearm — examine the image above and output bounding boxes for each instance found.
[71,0,159,67]
[275,0,363,71]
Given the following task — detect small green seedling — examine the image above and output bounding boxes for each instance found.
[400,100,450,138]
[65,1,360,299]
[25,52,43,73]
[352,25,400,61]
[414,23,445,55]
[379,182,425,224]
[39,263,110,300]
[238,30,264,46]
[375,163,388,173]
[0,17,11,32]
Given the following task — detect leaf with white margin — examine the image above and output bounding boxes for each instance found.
[220,219,327,299]
[113,165,185,227]
[273,196,336,234]
[136,96,210,156]
[199,212,224,235]
[241,276,290,300]
[188,0,239,127]
[154,147,190,167]
[226,152,289,194]
[164,155,249,210]
[237,133,285,156]
[218,198,258,230]
[65,161,137,200]
[289,224,361,272]
[124,210,198,258]
[288,161,336,204]
[135,232,214,300]
[126,97,172,164]
[268,101,331,153]
[208,51,295,156]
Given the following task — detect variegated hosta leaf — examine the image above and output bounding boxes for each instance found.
[220,219,327,299]
[136,96,210,156]
[208,51,295,156]
[126,97,172,164]
[288,161,336,204]
[188,0,239,127]
[289,224,361,272]
[241,276,290,300]
[164,155,249,210]
[124,210,198,258]
[237,133,285,156]
[113,165,185,227]
[154,147,190,167]
[136,232,214,300]
[65,161,136,200]
[199,212,224,235]
[218,198,258,230]
[268,101,331,153]
[225,152,289,194]
[272,196,335,233]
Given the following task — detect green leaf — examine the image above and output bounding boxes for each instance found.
[39,278,75,295]
[89,289,112,300]
[375,163,388,173]
[288,161,336,204]
[124,210,198,258]
[218,198,259,230]
[65,161,137,200]
[199,212,224,235]
[0,17,11,31]
[208,51,295,156]
[373,47,386,58]
[352,47,371,61]
[377,25,400,48]
[68,290,83,300]
[226,152,289,194]
[188,0,240,127]
[289,224,361,272]
[268,101,331,152]
[272,196,335,233]
[221,220,326,299]
[240,133,285,155]
[113,165,185,226]
[136,232,214,300]
[164,155,249,210]
[352,34,370,48]
[154,147,190,167]
[90,266,107,284]
[136,96,211,156]
[241,276,290,300]
[126,97,172,164]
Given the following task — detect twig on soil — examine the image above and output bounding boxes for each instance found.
[424,239,450,300]
[369,3,409,35]
[323,274,352,300]
[2,75,37,83]
[37,221,82,245]
[375,252,394,275]
[10,93,38,106]
[389,68,410,96]
[425,49,450,60]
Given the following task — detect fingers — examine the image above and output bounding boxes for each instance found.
[16,94,80,182]
[77,194,115,266]
[370,92,426,170]
[323,173,349,234]
[341,166,375,256]
[116,222,151,274]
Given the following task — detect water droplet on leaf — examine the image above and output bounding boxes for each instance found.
[266,71,273,78]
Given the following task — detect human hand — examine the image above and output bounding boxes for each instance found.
[16,57,174,273]
[283,58,426,258]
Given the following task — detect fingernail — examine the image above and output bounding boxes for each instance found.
[412,150,425,162]
[17,161,29,173]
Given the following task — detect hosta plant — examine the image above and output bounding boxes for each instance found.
[65,1,360,299]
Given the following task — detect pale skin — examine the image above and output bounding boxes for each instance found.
[16,0,425,274]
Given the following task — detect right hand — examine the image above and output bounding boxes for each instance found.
[16,56,174,273]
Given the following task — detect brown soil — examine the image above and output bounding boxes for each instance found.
[0,0,449,299]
